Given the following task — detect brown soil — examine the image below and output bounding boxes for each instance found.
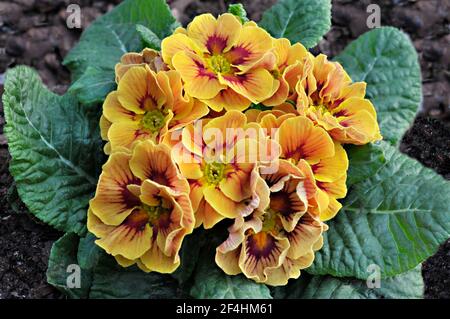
[0,0,449,299]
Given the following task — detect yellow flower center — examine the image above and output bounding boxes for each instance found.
[204,162,226,185]
[142,202,170,225]
[311,104,331,116]
[271,69,281,80]
[141,109,166,133]
[262,209,279,232]
[207,55,231,74]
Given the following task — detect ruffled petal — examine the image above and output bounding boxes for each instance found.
[277,116,335,164]
[187,13,241,54]
[90,152,141,225]
[129,140,190,194]
[95,209,152,260]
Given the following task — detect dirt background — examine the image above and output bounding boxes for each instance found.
[0,0,449,299]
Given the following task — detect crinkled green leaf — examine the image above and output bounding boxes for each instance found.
[345,143,386,186]
[259,0,331,48]
[275,266,423,299]
[335,27,422,144]
[3,66,104,235]
[64,0,179,102]
[89,254,180,299]
[47,233,92,299]
[136,24,162,50]
[48,233,180,299]
[68,67,116,106]
[77,233,102,269]
[308,141,450,279]
[190,243,272,299]
[228,3,249,23]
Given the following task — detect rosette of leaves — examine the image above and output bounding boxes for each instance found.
[2,0,448,299]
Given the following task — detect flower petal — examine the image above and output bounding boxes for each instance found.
[226,25,273,68]
[278,116,335,164]
[239,232,290,284]
[129,140,190,194]
[87,209,115,238]
[219,68,275,103]
[161,33,200,68]
[218,163,253,202]
[195,198,226,229]
[204,87,252,112]
[319,197,342,222]
[187,13,242,54]
[311,142,348,183]
[90,152,141,225]
[139,241,180,273]
[95,209,152,260]
[117,66,165,114]
[172,51,225,100]
[286,213,324,259]
[108,121,150,153]
[203,186,240,219]
[103,91,136,123]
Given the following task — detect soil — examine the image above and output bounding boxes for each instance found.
[0,0,449,299]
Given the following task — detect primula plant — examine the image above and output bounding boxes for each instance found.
[2,0,449,299]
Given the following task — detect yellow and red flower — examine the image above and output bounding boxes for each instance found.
[88,140,194,273]
[295,54,382,145]
[171,111,280,229]
[275,115,349,219]
[261,38,308,106]
[216,160,327,286]
[102,65,209,153]
[161,13,277,112]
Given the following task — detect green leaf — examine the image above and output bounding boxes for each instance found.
[64,0,179,102]
[136,24,162,50]
[308,141,450,279]
[47,233,92,298]
[89,254,180,299]
[345,142,386,186]
[275,266,423,299]
[335,27,422,144]
[77,233,102,269]
[172,229,207,285]
[228,3,249,23]
[68,67,116,106]
[48,233,180,299]
[259,0,331,48]
[2,66,104,235]
[190,243,272,299]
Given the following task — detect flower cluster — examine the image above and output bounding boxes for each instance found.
[90,13,381,286]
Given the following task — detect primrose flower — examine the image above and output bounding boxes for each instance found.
[275,115,349,217]
[115,48,168,82]
[171,111,280,229]
[294,54,382,145]
[102,65,209,153]
[261,38,308,107]
[88,140,194,273]
[161,13,277,112]
[216,160,327,286]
